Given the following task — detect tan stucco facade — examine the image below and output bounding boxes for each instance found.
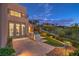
[0,3,30,48]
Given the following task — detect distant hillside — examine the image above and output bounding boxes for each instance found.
[29,18,77,26]
[39,18,75,26]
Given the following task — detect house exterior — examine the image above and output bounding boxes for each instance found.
[0,3,33,48]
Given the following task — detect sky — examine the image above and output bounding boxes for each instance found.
[20,3,79,26]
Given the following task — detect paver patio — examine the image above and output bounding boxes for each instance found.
[13,38,55,56]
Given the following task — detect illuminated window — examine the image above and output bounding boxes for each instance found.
[9,22,26,37]
[18,13,21,17]
[21,24,26,35]
[9,10,21,17]
[16,24,20,36]
[10,10,15,16]
[15,12,18,17]
[28,26,32,33]
[9,23,14,37]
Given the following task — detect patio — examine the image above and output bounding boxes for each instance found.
[13,37,55,56]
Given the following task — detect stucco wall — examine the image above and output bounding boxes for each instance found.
[0,4,8,47]
[0,3,29,47]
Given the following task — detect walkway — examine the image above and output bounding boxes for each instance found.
[13,38,55,56]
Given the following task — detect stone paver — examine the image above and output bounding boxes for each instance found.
[13,38,55,56]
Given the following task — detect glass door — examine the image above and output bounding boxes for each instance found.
[16,24,20,36]
[9,23,14,37]
[21,24,26,36]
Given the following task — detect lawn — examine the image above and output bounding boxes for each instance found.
[44,37,64,47]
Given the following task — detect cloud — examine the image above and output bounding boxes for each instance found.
[36,3,53,19]
[44,4,53,18]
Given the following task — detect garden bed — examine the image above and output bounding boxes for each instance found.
[44,37,64,47]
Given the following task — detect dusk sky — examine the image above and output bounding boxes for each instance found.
[20,3,79,26]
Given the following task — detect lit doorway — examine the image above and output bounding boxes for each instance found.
[9,22,14,37]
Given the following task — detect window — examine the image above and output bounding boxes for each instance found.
[15,12,18,17]
[21,24,26,35]
[10,10,15,16]
[28,26,32,33]
[9,10,21,17]
[16,24,20,36]
[9,23,14,37]
[18,13,21,17]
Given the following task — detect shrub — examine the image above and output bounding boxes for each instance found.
[40,32,47,37]
[0,37,16,56]
[69,49,79,56]
[0,47,15,56]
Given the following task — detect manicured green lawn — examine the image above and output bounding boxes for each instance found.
[44,37,64,47]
